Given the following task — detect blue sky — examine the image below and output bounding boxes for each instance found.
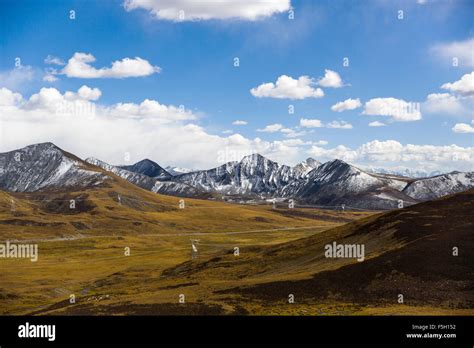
[0,0,473,172]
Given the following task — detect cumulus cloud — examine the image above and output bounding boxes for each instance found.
[423,92,468,116]
[331,98,361,112]
[257,123,283,133]
[368,121,386,127]
[441,72,474,96]
[363,97,422,121]
[0,86,309,169]
[76,85,102,101]
[326,120,353,129]
[308,139,474,172]
[0,87,23,106]
[123,0,291,21]
[317,69,344,88]
[3,87,472,173]
[60,52,161,79]
[452,123,474,133]
[431,37,474,67]
[250,75,324,100]
[300,118,323,128]
[19,86,103,117]
[232,120,247,125]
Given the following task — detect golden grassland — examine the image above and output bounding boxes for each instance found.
[0,178,372,315]
[0,175,472,316]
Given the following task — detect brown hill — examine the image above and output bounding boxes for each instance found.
[162,189,474,312]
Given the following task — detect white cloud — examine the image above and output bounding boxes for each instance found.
[257,123,283,133]
[44,55,65,66]
[124,0,291,21]
[43,73,58,83]
[24,87,67,111]
[2,87,472,173]
[300,118,352,129]
[431,38,474,68]
[368,121,386,127]
[107,99,196,122]
[441,72,474,96]
[452,123,474,133]
[423,92,468,116]
[331,98,361,112]
[61,52,161,79]
[232,120,247,125]
[300,118,323,128]
[363,97,422,121]
[222,129,233,134]
[280,128,306,138]
[250,75,324,100]
[76,85,102,101]
[317,69,343,88]
[0,87,309,169]
[308,139,474,172]
[0,87,23,106]
[327,120,353,129]
[0,66,36,90]
[278,138,311,146]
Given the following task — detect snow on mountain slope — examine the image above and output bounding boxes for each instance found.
[2,143,472,210]
[294,159,417,209]
[174,154,298,196]
[365,167,442,179]
[0,143,108,192]
[86,157,202,197]
[403,171,474,201]
[292,157,321,179]
[165,166,194,176]
[151,180,204,197]
[119,159,171,179]
[86,157,157,191]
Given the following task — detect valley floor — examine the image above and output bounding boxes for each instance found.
[0,186,472,316]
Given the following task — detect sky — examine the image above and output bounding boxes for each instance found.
[0,0,473,172]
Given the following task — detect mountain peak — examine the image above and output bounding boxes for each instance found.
[305,157,321,167]
[19,142,61,152]
[292,157,321,178]
[0,144,106,192]
[240,153,269,162]
[119,158,171,179]
[328,158,348,166]
[134,158,159,166]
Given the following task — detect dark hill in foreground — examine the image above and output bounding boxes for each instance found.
[162,189,474,311]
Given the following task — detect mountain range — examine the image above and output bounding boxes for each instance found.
[1,142,473,210]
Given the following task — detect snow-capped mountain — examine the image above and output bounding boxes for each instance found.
[365,167,442,179]
[1,142,473,210]
[86,157,157,191]
[292,158,321,179]
[86,157,203,197]
[403,171,474,201]
[0,143,108,192]
[174,154,299,196]
[165,166,194,176]
[119,159,171,179]
[292,159,416,209]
